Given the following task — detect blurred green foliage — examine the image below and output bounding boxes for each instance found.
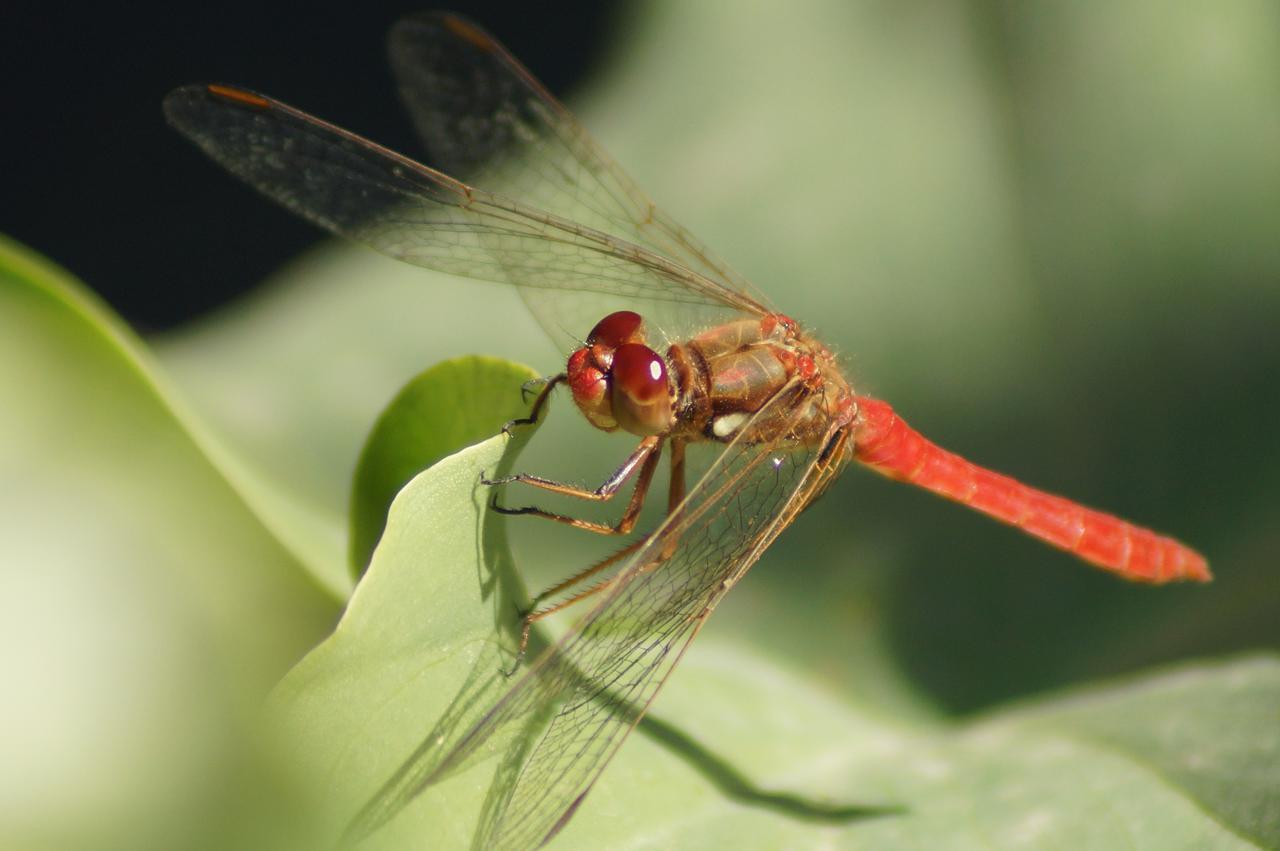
[4,1,1278,848]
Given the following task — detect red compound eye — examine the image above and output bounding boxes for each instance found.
[567,346,616,431]
[588,311,644,347]
[612,344,666,401]
[610,343,673,436]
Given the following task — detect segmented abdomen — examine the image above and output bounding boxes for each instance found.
[852,397,1210,583]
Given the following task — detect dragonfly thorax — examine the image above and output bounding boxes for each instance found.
[568,310,848,448]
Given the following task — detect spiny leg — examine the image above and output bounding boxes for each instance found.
[505,438,690,672]
[501,373,566,433]
[509,538,648,669]
[668,438,687,509]
[660,439,688,560]
[486,436,664,536]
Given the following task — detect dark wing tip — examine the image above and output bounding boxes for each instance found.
[162,83,270,134]
[161,84,208,134]
[438,12,499,52]
[390,10,497,54]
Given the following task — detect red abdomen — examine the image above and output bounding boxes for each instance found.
[852,397,1210,583]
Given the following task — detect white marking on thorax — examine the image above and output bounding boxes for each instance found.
[712,411,751,439]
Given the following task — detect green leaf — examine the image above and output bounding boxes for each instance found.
[271,431,537,847]
[1002,657,1280,847]
[0,234,361,600]
[590,651,1278,850]
[273,419,1278,847]
[349,356,541,576]
[0,236,339,848]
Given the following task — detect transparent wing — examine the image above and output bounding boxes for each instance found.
[387,11,774,325]
[163,84,766,349]
[346,384,848,849]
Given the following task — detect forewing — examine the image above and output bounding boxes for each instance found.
[163,85,758,349]
[346,385,845,849]
[388,12,773,321]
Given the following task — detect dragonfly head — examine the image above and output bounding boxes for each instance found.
[568,311,675,436]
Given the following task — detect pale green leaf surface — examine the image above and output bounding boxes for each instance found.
[271,432,536,848]
[583,649,1276,850]
[0,236,339,849]
[1002,656,1280,847]
[0,232,357,598]
[273,419,1276,848]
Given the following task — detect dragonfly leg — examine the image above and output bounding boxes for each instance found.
[501,373,566,433]
[504,538,648,675]
[504,439,689,673]
[519,376,548,403]
[658,439,688,560]
[667,438,687,508]
[485,436,663,535]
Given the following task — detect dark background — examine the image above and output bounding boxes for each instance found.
[3,1,618,332]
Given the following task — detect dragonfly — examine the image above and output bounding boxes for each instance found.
[164,12,1210,849]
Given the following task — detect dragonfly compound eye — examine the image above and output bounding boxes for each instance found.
[567,346,617,431]
[588,310,645,348]
[610,343,674,436]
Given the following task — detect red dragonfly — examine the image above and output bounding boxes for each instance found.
[164,12,1210,848]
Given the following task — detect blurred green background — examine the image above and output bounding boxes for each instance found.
[3,1,1278,848]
